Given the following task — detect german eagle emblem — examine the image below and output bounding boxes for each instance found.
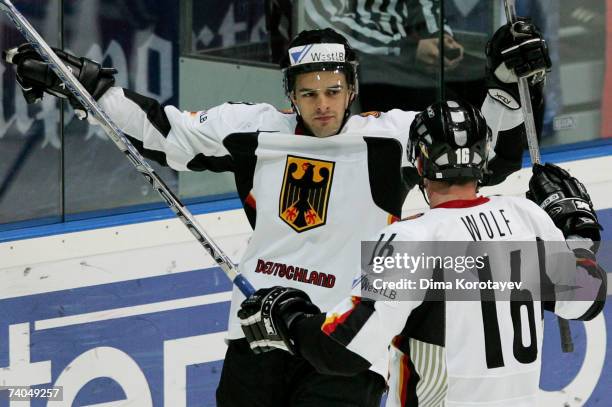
[279,155,334,232]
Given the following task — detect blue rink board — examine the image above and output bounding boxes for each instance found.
[0,266,232,407]
[1,209,611,406]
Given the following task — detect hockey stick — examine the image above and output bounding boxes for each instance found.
[503,0,573,353]
[503,0,542,165]
[0,0,255,297]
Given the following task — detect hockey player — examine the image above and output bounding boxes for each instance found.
[5,22,551,406]
[238,99,606,406]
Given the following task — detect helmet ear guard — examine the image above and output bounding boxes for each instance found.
[408,100,492,183]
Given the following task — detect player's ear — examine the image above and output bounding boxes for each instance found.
[416,157,423,176]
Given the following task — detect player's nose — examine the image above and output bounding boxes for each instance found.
[315,94,330,112]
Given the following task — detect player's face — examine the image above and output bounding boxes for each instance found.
[291,70,353,138]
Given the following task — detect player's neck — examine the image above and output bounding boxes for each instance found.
[426,182,478,208]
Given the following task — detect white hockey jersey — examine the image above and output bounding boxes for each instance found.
[96,87,528,376]
[317,195,603,406]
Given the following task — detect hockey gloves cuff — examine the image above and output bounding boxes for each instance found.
[3,43,116,119]
[238,286,321,355]
[527,163,602,248]
[485,18,551,110]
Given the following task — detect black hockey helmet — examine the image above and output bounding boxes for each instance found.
[280,28,359,97]
[408,100,492,182]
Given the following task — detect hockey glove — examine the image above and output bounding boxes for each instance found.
[3,43,116,119]
[527,163,602,246]
[238,286,320,355]
[486,18,551,110]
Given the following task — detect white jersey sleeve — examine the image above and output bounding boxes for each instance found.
[481,93,524,144]
[97,87,293,171]
[480,94,527,185]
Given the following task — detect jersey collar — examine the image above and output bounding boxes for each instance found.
[433,196,490,209]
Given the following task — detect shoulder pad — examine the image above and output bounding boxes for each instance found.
[360,111,381,118]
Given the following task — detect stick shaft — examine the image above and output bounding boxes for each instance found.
[0,0,254,296]
[504,0,541,164]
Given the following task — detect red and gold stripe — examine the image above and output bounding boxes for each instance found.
[321,296,361,335]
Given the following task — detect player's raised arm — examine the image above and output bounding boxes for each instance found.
[527,163,606,321]
[3,43,280,172]
[392,19,552,192]
[481,19,552,185]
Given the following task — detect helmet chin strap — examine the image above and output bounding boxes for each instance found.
[336,91,356,134]
[290,98,312,135]
[415,156,431,206]
[418,179,430,206]
[292,102,301,117]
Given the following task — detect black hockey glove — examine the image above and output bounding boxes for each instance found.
[527,163,602,246]
[486,18,551,110]
[238,286,320,355]
[3,43,116,119]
